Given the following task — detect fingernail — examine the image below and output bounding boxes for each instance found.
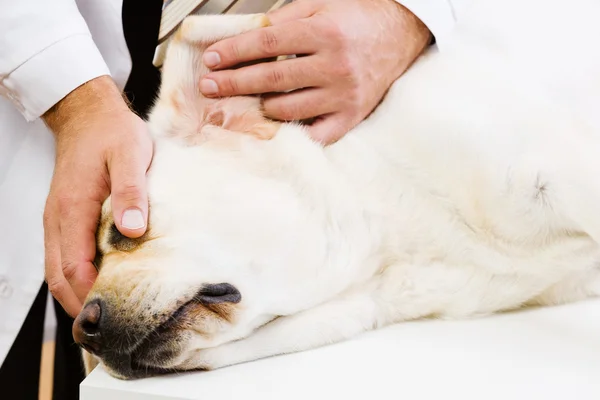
[200,79,218,95]
[203,52,221,68]
[121,208,145,230]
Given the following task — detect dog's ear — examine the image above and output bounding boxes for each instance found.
[147,14,280,146]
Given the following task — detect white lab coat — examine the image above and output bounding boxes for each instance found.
[0,0,459,366]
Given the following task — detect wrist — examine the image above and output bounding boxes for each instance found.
[43,75,132,137]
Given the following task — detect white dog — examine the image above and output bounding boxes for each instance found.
[73,7,600,380]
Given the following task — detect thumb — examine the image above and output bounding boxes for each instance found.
[109,151,149,238]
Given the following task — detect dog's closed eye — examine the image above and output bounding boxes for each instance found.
[108,223,148,252]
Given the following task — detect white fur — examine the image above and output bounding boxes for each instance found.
[90,1,600,375]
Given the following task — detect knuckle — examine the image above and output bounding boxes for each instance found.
[226,42,243,64]
[56,194,74,218]
[347,87,363,110]
[61,259,79,282]
[217,73,240,95]
[259,30,280,54]
[320,20,347,48]
[43,206,53,227]
[334,55,359,84]
[43,195,59,226]
[268,68,287,88]
[113,182,144,203]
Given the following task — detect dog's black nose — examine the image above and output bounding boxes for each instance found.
[73,301,103,355]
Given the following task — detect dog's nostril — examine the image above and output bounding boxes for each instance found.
[81,318,99,335]
[72,301,104,355]
[81,307,100,334]
[80,302,101,332]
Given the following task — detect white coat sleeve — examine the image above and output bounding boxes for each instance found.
[395,0,457,50]
[0,0,112,122]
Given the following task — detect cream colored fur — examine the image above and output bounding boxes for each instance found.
[83,1,600,379]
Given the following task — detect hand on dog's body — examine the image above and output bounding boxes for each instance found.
[42,76,152,317]
[199,0,431,144]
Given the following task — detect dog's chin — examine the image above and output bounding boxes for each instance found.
[101,357,174,380]
[98,310,199,379]
[100,344,198,380]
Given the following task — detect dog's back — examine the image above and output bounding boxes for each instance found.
[289,0,600,317]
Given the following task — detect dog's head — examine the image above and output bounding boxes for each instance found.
[72,13,358,379]
[79,155,325,379]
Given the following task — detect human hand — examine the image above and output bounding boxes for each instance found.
[199,0,431,144]
[42,75,153,317]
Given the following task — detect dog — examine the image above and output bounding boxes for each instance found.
[73,9,600,380]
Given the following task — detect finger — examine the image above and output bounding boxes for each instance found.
[203,19,317,70]
[58,195,100,308]
[201,56,323,97]
[267,0,321,25]
[306,112,358,145]
[262,87,339,121]
[44,197,83,317]
[108,142,150,239]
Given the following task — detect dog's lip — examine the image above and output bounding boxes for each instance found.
[146,296,200,338]
[130,296,204,357]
